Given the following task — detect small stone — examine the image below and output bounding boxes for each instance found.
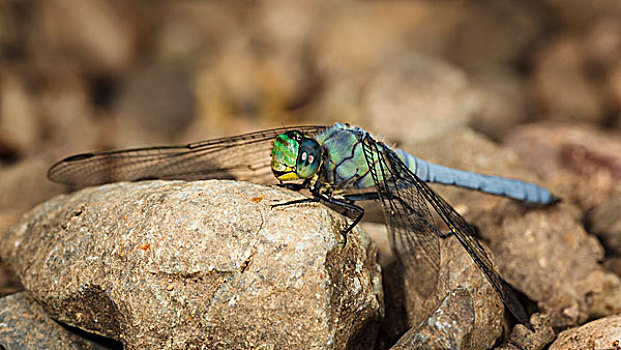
[549,315,621,350]
[494,313,555,350]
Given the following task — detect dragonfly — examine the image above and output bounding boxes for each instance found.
[48,122,557,328]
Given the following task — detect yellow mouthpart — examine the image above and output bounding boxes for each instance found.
[277,172,300,181]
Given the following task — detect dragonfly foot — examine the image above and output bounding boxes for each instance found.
[338,219,361,247]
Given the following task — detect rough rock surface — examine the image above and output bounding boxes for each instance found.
[548,314,621,350]
[0,180,383,349]
[492,206,621,327]
[391,287,475,350]
[403,235,503,348]
[493,313,555,350]
[0,291,120,350]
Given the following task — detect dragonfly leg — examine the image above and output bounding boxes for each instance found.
[315,193,365,246]
[271,197,319,208]
[271,193,364,245]
[342,192,380,202]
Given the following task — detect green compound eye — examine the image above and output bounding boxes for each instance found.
[271,131,303,181]
[296,138,322,178]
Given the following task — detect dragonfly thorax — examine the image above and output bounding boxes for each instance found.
[270,131,323,181]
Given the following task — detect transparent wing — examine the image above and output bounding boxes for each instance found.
[361,136,531,326]
[48,126,328,187]
[361,136,441,299]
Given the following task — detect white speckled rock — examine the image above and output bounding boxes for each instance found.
[1,180,383,349]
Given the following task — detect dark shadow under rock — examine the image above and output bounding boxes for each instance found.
[0,291,121,350]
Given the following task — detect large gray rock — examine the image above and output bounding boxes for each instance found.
[0,180,383,349]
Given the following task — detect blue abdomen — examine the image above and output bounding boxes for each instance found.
[394,149,556,205]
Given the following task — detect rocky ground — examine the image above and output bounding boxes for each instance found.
[1,0,621,349]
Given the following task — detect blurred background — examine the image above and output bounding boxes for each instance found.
[1,0,620,296]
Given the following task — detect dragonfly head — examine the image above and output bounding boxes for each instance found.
[271,131,323,181]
